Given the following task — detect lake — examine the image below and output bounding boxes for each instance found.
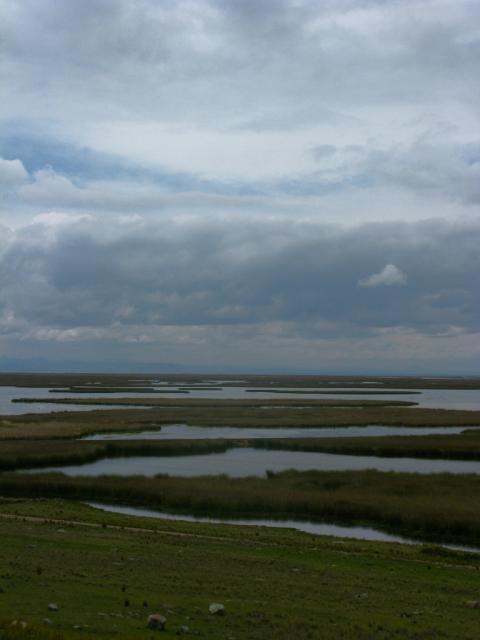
[83,423,472,440]
[2,384,480,414]
[23,447,480,477]
[0,387,135,415]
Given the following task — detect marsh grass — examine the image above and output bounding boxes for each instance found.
[252,432,480,459]
[5,403,480,442]
[2,371,480,389]
[48,387,188,394]
[3,431,480,471]
[1,469,479,545]
[0,439,231,470]
[245,389,420,395]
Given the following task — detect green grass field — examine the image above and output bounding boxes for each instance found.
[0,499,479,640]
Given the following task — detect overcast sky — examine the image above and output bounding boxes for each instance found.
[1,0,479,373]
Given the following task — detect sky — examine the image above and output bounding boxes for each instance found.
[0,0,479,374]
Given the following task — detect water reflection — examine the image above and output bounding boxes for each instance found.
[83,423,472,440]
[24,447,480,477]
[87,502,479,553]
[0,387,135,415]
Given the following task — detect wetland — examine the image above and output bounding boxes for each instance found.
[1,373,480,639]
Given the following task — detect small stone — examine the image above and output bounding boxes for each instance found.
[208,603,225,616]
[11,621,27,629]
[178,625,190,634]
[147,613,167,630]
[48,603,59,612]
[43,618,53,625]
[466,600,480,609]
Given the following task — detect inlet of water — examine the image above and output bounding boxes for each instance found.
[87,501,480,554]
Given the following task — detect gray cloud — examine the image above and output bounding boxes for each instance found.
[310,145,338,161]
[1,216,478,338]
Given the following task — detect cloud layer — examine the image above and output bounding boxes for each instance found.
[1,0,479,371]
[1,213,479,371]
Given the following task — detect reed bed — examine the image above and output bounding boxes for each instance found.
[0,439,231,470]
[252,431,480,460]
[4,404,480,442]
[1,469,479,545]
[2,371,480,389]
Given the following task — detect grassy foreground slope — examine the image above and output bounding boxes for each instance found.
[0,499,480,640]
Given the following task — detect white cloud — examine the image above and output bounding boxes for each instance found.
[0,158,29,186]
[358,264,407,287]
[31,211,94,227]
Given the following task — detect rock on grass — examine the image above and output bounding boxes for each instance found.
[147,613,167,630]
[209,603,225,615]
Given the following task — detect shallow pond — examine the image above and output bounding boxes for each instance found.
[83,423,471,440]
[87,502,479,553]
[24,447,480,477]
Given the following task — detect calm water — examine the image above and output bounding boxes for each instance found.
[2,385,480,414]
[0,387,135,415]
[83,423,471,440]
[87,502,479,553]
[24,447,480,477]
[87,502,419,543]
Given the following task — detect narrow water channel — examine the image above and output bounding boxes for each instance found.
[87,502,480,554]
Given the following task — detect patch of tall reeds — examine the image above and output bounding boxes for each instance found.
[1,469,479,545]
